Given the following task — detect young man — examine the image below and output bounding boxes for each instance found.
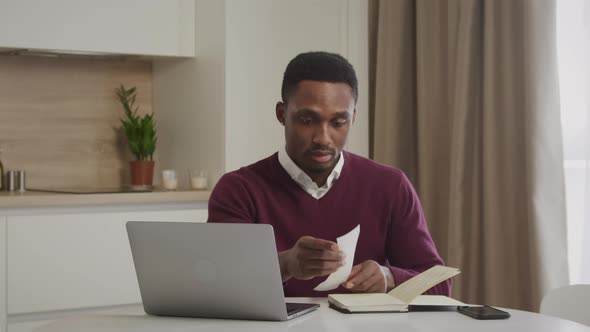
[208,52,450,297]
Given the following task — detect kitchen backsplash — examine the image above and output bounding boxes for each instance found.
[0,55,155,189]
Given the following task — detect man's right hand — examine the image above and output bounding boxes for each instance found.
[278,236,345,282]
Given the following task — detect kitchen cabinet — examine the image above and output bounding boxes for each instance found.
[6,207,206,315]
[0,0,194,57]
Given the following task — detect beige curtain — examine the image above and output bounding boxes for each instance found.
[370,0,569,311]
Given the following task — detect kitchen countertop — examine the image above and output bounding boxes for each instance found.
[0,189,211,209]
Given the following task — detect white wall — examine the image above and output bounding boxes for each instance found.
[154,0,226,186]
[343,0,370,159]
[224,0,369,171]
[154,0,369,182]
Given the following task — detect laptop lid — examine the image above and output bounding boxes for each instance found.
[126,221,317,321]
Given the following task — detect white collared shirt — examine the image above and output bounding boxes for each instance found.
[278,148,344,200]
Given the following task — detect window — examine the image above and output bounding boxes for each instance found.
[557,0,590,284]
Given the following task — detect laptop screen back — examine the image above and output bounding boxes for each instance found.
[126,222,290,321]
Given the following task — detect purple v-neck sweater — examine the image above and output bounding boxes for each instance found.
[208,151,451,297]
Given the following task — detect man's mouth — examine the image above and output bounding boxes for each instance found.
[308,150,334,163]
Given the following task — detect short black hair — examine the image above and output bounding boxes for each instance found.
[281,51,358,103]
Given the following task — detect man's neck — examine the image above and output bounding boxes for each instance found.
[279,148,344,189]
[308,171,331,188]
[307,153,342,187]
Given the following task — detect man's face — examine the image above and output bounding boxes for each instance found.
[276,80,356,180]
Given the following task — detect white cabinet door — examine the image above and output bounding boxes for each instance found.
[7,208,206,314]
[0,0,194,57]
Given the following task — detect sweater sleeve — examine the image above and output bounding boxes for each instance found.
[207,172,257,224]
[386,172,452,296]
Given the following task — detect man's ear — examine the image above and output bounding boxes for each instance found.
[352,109,356,125]
[276,102,286,125]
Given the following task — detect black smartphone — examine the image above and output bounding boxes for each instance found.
[457,305,510,320]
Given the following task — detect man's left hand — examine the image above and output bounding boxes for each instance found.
[342,260,395,293]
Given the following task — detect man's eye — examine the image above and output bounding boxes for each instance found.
[333,119,347,127]
[299,117,313,125]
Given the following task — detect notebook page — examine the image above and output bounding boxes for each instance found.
[410,295,465,306]
[330,293,406,307]
[387,265,460,303]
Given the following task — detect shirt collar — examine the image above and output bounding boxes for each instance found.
[278,147,344,190]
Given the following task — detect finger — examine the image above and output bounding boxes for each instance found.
[349,270,377,291]
[345,263,379,289]
[296,246,342,261]
[345,264,362,282]
[350,270,383,292]
[303,259,343,271]
[299,236,339,251]
[366,280,386,293]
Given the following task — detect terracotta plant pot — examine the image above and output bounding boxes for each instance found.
[129,160,155,186]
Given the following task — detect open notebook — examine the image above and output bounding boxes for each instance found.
[328,265,463,313]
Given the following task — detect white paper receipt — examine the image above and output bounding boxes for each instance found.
[313,224,360,292]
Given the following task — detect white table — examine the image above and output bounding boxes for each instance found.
[24,298,590,332]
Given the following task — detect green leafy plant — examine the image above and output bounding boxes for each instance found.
[115,85,157,161]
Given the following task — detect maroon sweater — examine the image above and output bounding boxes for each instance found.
[208,151,451,297]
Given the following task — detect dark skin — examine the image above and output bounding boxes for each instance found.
[275,80,395,292]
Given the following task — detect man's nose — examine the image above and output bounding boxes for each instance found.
[312,124,331,146]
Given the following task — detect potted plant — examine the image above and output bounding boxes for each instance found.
[115,84,157,188]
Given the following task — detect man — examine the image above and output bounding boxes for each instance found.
[208,51,450,297]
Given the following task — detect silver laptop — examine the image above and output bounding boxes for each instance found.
[126,221,319,321]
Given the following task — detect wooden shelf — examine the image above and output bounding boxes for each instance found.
[0,189,210,209]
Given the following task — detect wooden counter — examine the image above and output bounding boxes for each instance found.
[0,189,210,209]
